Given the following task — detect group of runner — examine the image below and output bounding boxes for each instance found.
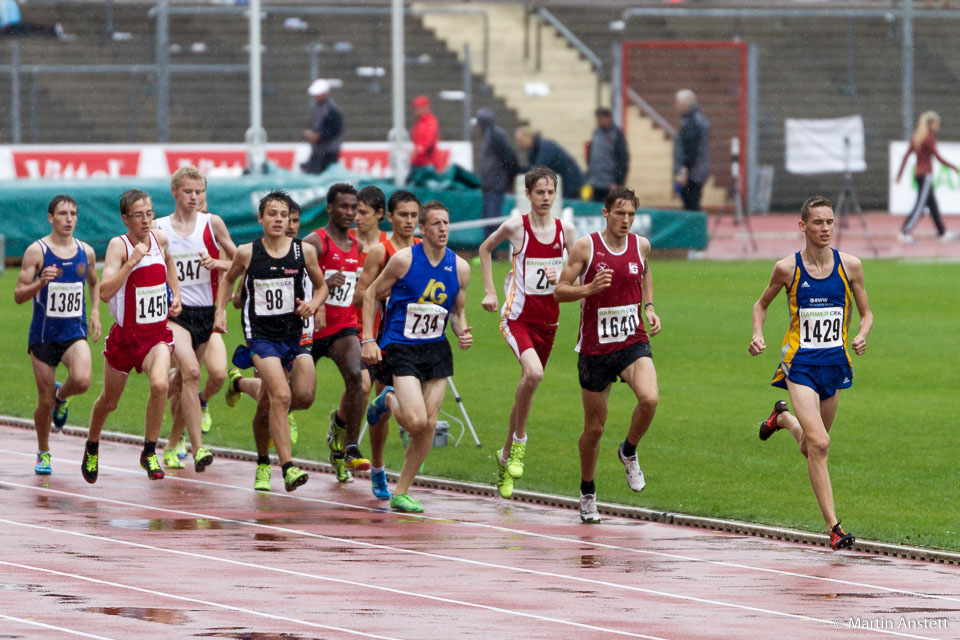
[15,165,872,545]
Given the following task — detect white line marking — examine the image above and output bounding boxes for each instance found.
[0,613,118,640]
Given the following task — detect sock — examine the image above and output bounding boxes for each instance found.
[54,385,63,403]
[499,448,509,466]
[345,443,361,458]
[512,433,527,445]
[372,465,385,473]
[198,391,207,408]
[281,461,294,475]
[334,412,345,428]
[143,439,156,456]
[257,455,271,466]
[86,440,99,455]
[580,479,596,496]
[232,378,241,393]
[620,439,637,458]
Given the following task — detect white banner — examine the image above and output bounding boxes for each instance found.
[0,141,473,181]
[785,115,866,175]
[888,140,960,215]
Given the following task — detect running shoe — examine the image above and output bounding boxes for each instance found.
[193,447,213,473]
[330,452,353,483]
[81,448,98,484]
[579,493,601,524]
[366,385,394,426]
[283,465,308,492]
[327,409,345,453]
[830,521,855,550]
[163,448,185,469]
[371,468,391,500]
[175,437,188,459]
[52,382,68,429]
[506,441,526,479]
[759,400,789,441]
[288,413,299,446]
[140,452,165,480]
[224,367,242,408]
[617,444,646,493]
[35,451,52,475]
[200,397,212,434]
[496,451,514,499]
[345,445,371,472]
[390,493,424,513]
[254,463,271,491]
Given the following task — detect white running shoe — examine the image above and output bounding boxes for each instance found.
[618,445,646,492]
[940,231,958,243]
[579,493,601,524]
[897,232,916,244]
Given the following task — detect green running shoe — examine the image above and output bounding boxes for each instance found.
[175,437,188,459]
[52,382,69,429]
[224,367,242,408]
[140,452,165,480]
[390,493,424,513]
[254,463,271,491]
[81,447,98,484]
[326,409,345,454]
[35,451,52,475]
[283,465,308,492]
[193,447,214,473]
[200,400,212,434]
[163,448,185,469]
[330,452,353,483]
[288,413,299,446]
[506,441,526,479]
[496,451,514,499]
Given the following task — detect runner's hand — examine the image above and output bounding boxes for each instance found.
[587,269,613,295]
[481,292,498,312]
[545,266,559,285]
[129,242,149,266]
[326,271,346,290]
[168,294,182,318]
[457,327,473,350]
[645,307,661,336]
[198,252,219,271]
[38,266,60,286]
[748,335,765,356]
[214,309,227,334]
[361,341,381,365]
[851,334,866,355]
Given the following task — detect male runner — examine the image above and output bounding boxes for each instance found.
[554,187,660,523]
[354,189,421,499]
[304,183,370,482]
[479,166,576,498]
[155,166,236,471]
[362,201,472,513]
[15,195,101,474]
[215,191,327,492]
[749,195,873,550]
[83,189,182,483]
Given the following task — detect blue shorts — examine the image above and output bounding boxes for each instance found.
[772,362,852,401]
[246,338,300,372]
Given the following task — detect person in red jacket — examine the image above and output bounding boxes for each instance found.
[410,95,441,170]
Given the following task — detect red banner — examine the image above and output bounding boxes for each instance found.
[164,150,297,174]
[12,151,141,179]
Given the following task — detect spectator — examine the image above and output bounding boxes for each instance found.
[673,89,711,211]
[586,107,629,203]
[514,126,585,200]
[301,79,344,175]
[1,0,62,37]
[473,109,520,235]
[410,95,442,171]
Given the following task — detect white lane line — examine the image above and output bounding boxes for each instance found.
[0,613,118,640]
[0,483,941,640]
[0,559,402,640]
[9,446,953,606]
[0,518,667,640]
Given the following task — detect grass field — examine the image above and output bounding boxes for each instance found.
[2,258,958,551]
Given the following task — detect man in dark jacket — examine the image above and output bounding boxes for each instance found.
[586,107,629,203]
[301,79,345,175]
[673,89,711,211]
[474,109,520,235]
[515,127,584,200]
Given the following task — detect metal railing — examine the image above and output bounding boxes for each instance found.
[526,6,605,107]
[625,88,677,139]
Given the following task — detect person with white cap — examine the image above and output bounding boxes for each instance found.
[301,79,345,175]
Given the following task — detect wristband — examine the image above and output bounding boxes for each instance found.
[644,302,655,309]
[360,339,376,345]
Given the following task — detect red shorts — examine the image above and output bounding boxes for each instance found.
[501,319,558,367]
[103,323,174,374]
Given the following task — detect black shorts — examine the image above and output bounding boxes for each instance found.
[28,337,85,368]
[577,341,652,392]
[169,305,215,351]
[382,340,453,382]
[363,357,393,387]
[311,327,359,364]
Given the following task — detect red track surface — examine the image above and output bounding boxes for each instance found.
[1,425,957,640]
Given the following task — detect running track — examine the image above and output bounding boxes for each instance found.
[1,425,957,639]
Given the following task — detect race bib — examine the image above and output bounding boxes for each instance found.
[403,303,448,340]
[254,277,295,316]
[799,306,844,349]
[46,282,84,318]
[135,284,168,324]
[172,251,210,286]
[597,304,639,344]
[523,257,564,295]
[325,269,357,308]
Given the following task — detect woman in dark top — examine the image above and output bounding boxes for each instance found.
[896,110,958,243]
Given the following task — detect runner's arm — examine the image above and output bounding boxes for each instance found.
[478,216,523,312]
[639,236,660,336]
[299,242,329,319]
[842,253,873,355]
[13,243,50,304]
[83,242,102,341]
[99,237,137,302]
[554,237,610,302]
[158,231,181,317]
[451,256,473,349]
[201,214,238,271]
[361,250,409,342]
[214,243,252,334]
[353,243,385,308]
[748,258,792,356]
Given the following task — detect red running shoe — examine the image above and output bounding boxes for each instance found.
[759,400,788,441]
[830,521,855,550]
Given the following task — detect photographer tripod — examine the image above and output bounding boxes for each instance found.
[834,140,878,257]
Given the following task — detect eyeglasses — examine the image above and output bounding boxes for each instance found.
[124,212,154,221]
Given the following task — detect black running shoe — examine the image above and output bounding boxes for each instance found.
[759,400,788,441]
[830,521,855,550]
[81,448,98,484]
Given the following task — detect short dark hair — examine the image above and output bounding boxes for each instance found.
[595,107,612,118]
[258,190,294,216]
[388,189,420,214]
[419,200,449,225]
[289,198,302,216]
[524,166,558,191]
[604,186,639,212]
[357,185,386,217]
[800,195,834,221]
[48,194,76,215]
[120,189,151,216]
[327,182,358,205]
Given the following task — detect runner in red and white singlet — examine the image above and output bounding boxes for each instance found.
[479,167,577,499]
[555,187,661,524]
[83,189,182,485]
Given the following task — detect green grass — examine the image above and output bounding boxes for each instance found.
[2,259,958,551]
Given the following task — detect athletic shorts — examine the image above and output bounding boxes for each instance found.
[362,357,392,387]
[169,305,215,351]
[501,319,558,367]
[772,362,852,401]
[312,327,359,364]
[577,341,652,393]
[232,344,254,370]
[28,337,85,368]
[382,340,453,382]
[104,324,175,374]
[248,338,300,372]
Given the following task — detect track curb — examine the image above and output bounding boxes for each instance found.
[5,415,958,565]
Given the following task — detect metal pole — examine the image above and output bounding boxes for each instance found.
[462,43,472,142]
[747,43,759,213]
[11,41,20,144]
[611,41,621,126]
[901,0,914,141]
[156,0,169,142]
[245,0,266,174]
[388,0,409,185]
